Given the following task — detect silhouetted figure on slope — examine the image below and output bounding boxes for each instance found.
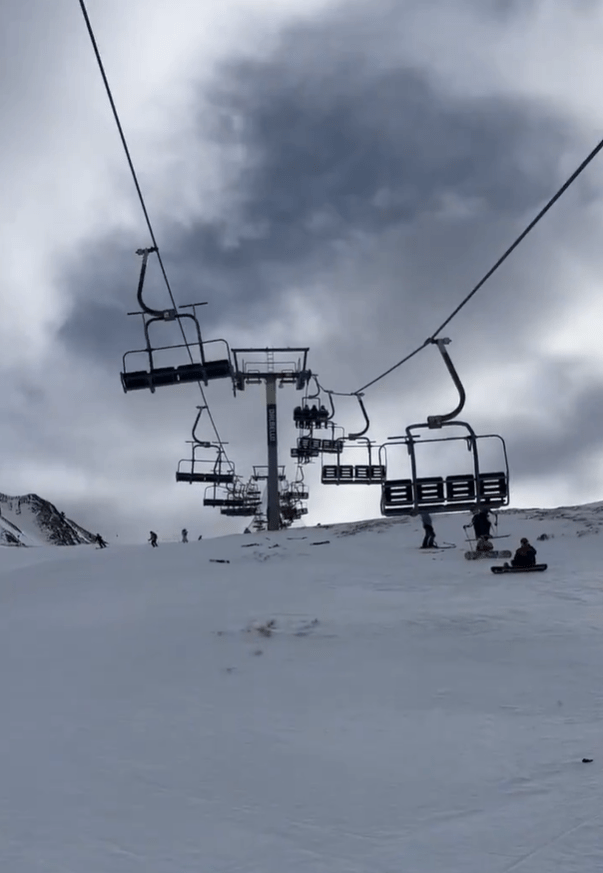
[148,531,158,548]
[181,528,188,543]
[472,508,492,540]
[95,533,107,549]
[414,509,436,549]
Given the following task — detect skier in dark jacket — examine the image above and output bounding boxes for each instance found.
[181,528,188,543]
[414,510,436,549]
[148,531,158,548]
[95,533,107,549]
[511,538,536,568]
[472,507,493,540]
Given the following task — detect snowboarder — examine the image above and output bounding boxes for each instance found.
[181,528,188,543]
[95,533,107,549]
[148,531,158,548]
[414,509,436,549]
[510,538,537,568]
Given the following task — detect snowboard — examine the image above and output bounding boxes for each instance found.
[491,564,548,574]
[465,550,512,560]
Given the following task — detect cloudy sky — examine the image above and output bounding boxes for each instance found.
[1,0,603,542]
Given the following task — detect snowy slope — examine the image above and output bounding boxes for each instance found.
[0,492,96,546]
[0,506,602,871]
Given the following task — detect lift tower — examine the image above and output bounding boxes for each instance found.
[232,348,311,531]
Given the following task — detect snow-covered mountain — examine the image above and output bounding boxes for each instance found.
[0,492,97,546]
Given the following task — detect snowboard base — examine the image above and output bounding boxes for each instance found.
[465,550,512,560]
[491,564,548,574]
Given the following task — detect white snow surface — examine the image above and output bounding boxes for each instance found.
[1,506,602,871]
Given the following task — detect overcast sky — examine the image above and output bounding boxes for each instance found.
[1,0,603,542]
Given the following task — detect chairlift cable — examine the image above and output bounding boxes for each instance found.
[324,132,603,397]
[77,1,168,301]
[315,381,361,398]
[77,0,231,459]
[427,135,603,341]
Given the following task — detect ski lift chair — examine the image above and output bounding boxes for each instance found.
[320,396,385,485]
[175,443,234,485]
[379,339,509,516]
[120,248,233,392]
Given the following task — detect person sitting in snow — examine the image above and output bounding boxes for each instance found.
[510,537,537,568]
[476,535,493,553]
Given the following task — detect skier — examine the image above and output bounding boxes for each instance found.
[414,509,436,549]
[472,507,492,540]
[95,533,107,549]
[181,528,188,543]
[510,537,537,568]
[148,531,158,548]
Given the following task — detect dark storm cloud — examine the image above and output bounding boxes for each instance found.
[59,0,575,368]
[58,242,150,365]
[467,0,537,19]
[470,358,603,483]
[57,238,218,366]
[177,52,570,320]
